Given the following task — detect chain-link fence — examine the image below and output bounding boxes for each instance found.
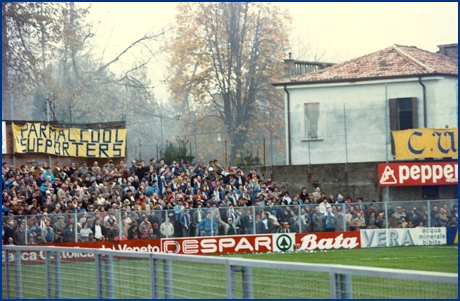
[3,199,457,244]
[2,245,457,299]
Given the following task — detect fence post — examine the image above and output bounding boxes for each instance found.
[54,250,62,299]
[46,251,52,299]
[298,205,302,233]
[163,259,173,299]
[24,217,28,245]
[95,254,102,299]
[252,206,256,235]
[118,210,123,240]
[427,200,431,227]
[5,250,10,299]
[334,273,353,299]
[384,201,388,229]
[242,266,253,299]
[150,256,158,299]
[106,255,115,299]
[226,263,236,299]
[14,250,22,299]
[74,212,78,242]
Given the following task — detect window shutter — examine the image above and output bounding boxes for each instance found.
[388,98,398,131]
[411,97,418,128]
[388,98,398,156]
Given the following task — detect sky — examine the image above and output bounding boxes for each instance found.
[81,2,458,102]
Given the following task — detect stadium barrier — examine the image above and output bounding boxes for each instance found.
[4,199,457,245]
[2,245,457,299]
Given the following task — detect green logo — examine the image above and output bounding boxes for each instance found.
[276,234,292,252]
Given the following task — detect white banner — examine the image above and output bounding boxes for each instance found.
[360,227,446,248]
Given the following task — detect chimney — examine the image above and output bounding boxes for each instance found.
[283,52,295,80]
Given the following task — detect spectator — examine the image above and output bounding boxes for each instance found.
[80,222,93,242]
[447,216,458,227]
[42,220,55,243]
[13,222,26,245]
[216,209,241,235]
[322,207,335,232]
[388,212,399,228]
[179,209,192,237]
[432,213,445,227]
[333,208,346,231]
[312,206,324,232]
[198,211,217,236]
[160,217,174,238]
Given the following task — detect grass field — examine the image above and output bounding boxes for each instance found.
[3,245,458,299]
[231,245,459,273]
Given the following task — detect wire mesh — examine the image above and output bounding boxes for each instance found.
[2,246,458,299]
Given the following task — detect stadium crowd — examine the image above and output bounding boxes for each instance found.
[2,158,458,245]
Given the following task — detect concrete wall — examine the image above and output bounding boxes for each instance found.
[252,162,458,202]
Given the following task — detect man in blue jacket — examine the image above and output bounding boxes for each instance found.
[198,212,218,236]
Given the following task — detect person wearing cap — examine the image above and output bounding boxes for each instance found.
[216,209,241,235]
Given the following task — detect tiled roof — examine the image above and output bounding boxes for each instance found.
[275,45,458,85]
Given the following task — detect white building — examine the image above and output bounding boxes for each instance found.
[273,44,458,166]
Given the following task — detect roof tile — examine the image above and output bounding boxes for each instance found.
[279,45,458,85]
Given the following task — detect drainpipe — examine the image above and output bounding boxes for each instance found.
[418,77,427,127]
[283,85,292,165]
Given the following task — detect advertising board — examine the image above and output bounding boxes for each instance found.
[295,232,361,251]
[360,227,447,248]
[378,162,458,186]
[162,234,274,255]
[2,239,162,263]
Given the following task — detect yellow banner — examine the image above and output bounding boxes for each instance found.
[392,128,458,159]
[12,122,126,158]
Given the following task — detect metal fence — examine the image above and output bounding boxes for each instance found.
[3,199,458,245]
[2,245,458,299]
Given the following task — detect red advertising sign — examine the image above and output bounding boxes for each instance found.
[378,162,458,186]
[162,235,273,255]
[2,239,162,264]
[295,232,361,251]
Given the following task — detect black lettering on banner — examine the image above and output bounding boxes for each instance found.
[62,142,70,156]
[29,123,37,138]
[27,138,35,152]
[91,130,100,143]
[49,127,56,140]
[99,143,109,158]
[57,130,66,142]
[36,137,44,152]
[87,143,96,157]
[113,143,122,157]
[39,123,47,139]
[102,129,112,143]
[80,129,89,143]
[19,123,29,138]
[68,128,77,143]
[54,141,61,155]
[115,129,123,143]
[45,139,53,153]
[73,142,84,157]
[19,138,27,148]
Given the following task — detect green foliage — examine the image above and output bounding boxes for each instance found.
[160,137,195,165]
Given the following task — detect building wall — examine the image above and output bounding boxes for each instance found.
[285,76,458,165]
[254,162,458,202]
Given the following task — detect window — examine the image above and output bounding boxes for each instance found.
[389,97,418,131]
[304,103,320,139]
